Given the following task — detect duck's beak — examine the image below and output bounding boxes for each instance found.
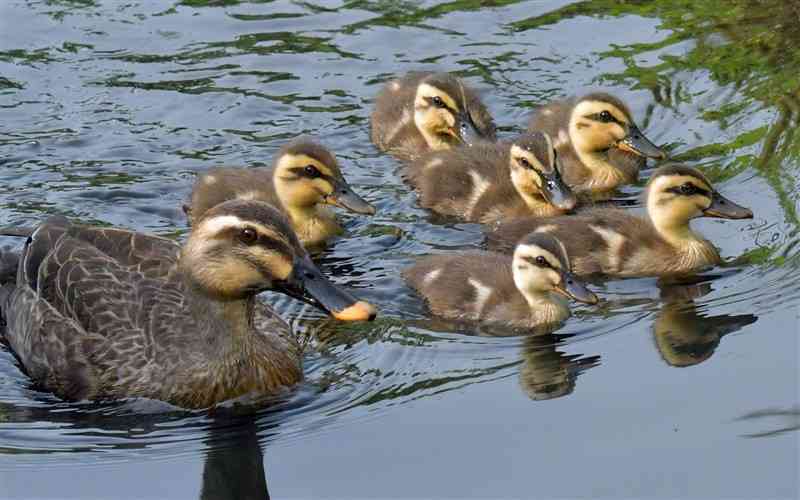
[276,256,377,322]
[326,178,376,215]
[539,160,577,212]
[554,271,598,305]
[616,123,666,160]
[455,111,484,147]
[702,191,753,219]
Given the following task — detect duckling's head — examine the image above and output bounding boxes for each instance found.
[568,93,666,160]
[645,164,753,233]
[512,233,598,305]
[273,138,375,215]
[183,200,376,321]
[508,132,577,213]
[413,73,486,150]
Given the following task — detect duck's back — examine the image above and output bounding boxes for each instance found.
[486,208,667,276]
[186,167,278,224]
[412,144,524,223]
[527,97,574,137]
[403,252,530,325]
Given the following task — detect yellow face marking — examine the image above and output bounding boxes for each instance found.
[415,83,459,111]
[276,153,336,179]
[510,144,546,172]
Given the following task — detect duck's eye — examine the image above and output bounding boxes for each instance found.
[598,110,614,122]
[679,183,697,195]
[535,256,548,267]
[518,157,532,169]
[239,227,258,245]
[303,165,320,178]
[431,96,446,108]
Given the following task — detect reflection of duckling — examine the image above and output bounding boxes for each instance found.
[519,333,600,401]
[0,200,376,409]
[653,282,757,367]
[370,71,497,162]
[185,138,375,249]
[487,164,753,277]
[403,233,598,329]
[527,93,666,193]
[408,131,576,223]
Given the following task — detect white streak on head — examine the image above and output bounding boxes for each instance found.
[203,175,217,185]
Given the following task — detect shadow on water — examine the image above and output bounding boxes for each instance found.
[0,0,798,489]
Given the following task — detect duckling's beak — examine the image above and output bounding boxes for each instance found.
[616,123,666,160]
[455,112,484,147]
[277,256,377,322]
[539,162,577,212]
[555,272,598,305]
[326,179,376,215]
[702,191,753,219]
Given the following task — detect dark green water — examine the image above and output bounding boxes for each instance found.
[0,1,798,498]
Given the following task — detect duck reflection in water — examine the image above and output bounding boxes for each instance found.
[653,280,757,367]
[201,413,270,500]
[519,333,600,401]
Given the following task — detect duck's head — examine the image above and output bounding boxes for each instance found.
[512,233,598,305]
[645,164,753,233]
[183,200,377,321]
[413,73,486,150]
[273,138,375,215]
[568,93,666,160]
[508,132,577,213]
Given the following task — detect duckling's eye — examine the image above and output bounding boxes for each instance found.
[598,110,614,122]
[303,165,320,178]
[518,157,532,169]
[431,96,446,108]
[679,183,697,195]
[239,227,258,245]
[535,256,548,267]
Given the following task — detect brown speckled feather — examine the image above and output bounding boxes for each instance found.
[409,137,558,223]
[403,252,568,329]
[0,217,301,408]
[370,72,497,162]
[485,208,721,277]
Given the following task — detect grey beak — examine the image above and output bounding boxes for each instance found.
[702,191,753,219]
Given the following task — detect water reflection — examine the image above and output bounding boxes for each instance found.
[201,414,269,500]
[653,281,758,367]
[519,333,600,401]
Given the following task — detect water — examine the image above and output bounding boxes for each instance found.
[1,1,798,498]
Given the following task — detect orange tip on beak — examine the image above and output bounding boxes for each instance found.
[332,301,378,322]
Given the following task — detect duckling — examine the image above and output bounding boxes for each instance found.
[184,137,375,249]
[0,200,376,409]
[403,233,597,329]
[370,71,497,162]
[408,131,576,223]
[527,93,666,193]
[486,164,753,277]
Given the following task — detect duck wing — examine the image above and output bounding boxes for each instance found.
[2,217,192,401]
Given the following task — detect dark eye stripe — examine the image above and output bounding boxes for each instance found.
[424,96,455,113]
[288,166,335,182]
[666,184,711,197]
[523,256,553,268]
